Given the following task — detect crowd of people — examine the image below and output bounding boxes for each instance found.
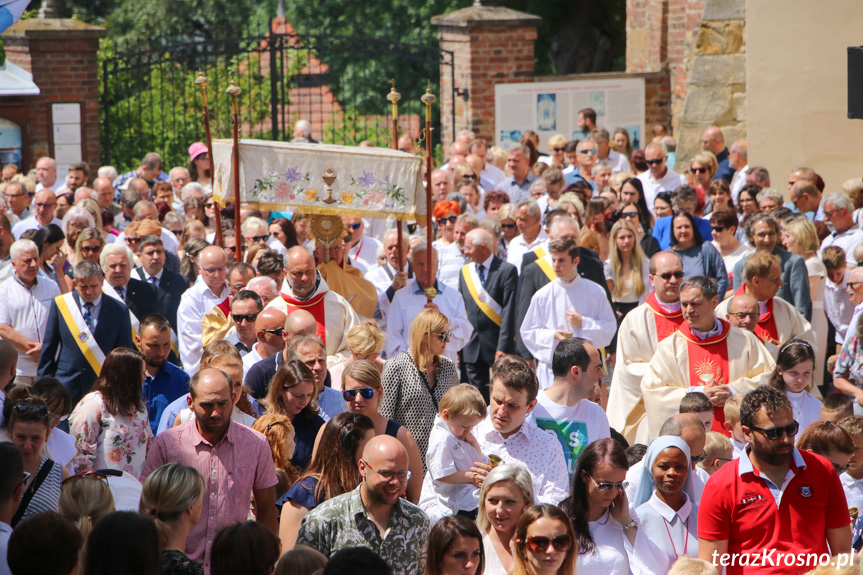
[2,112,863,575]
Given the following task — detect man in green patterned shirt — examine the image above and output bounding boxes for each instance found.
[296,435,430,574]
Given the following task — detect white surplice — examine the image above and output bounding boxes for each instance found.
[520,274,616,389]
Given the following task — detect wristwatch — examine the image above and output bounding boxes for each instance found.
[621,519,638,531]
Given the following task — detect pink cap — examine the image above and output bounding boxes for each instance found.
[188,142,209,162]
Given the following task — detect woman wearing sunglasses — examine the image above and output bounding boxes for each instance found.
[797,420,854,477]
[496,203,519,261]
[73,227,105,266]
[278,412,375,553]
[321,359,422,503]
[4,388,69,525]
[709,210,751,286]
[563,438,660,575]
[688,152,717,215]
[618,201,660,258]
[433,200,467,290]
[631,436,700,573]
[380,309,459,476]
[511,504,576,575]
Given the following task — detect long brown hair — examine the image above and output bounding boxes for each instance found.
[92,348,145,417]
[512,504,577,575]
[265,359,319,419]
[769,339,816,392]
[425,515,484,575]
[299,412,374,504]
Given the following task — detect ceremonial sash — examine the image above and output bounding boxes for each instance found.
[678,319,732,436]
[280,290,328,344]
[536,254,556,282]
[461,265,502,326]
[644,292,685,341]
[734,284,780,346]
[55,293,105,375]
[532,246,548,259]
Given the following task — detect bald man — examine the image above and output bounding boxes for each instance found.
[178,246,230,375]
[266,246,358,367]
[12,189,62,239]
[458,228,518,401]
[297,435,429,572]
[637,141,687,215]
[240,308,286,377]
[725,293,759,333]
[245,308,318,401]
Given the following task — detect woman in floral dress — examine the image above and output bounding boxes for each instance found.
[69,348,152,476]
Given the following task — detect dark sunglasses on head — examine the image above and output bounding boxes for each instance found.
[13,399,48,418]
[231,313,259,324]
[500,223,517,229]
[342,387,376,402]
[437,216,457,226]
[524,535,572,554]
[348,223,362,230]
[657,270,685,280]
[62,469,122,487]
[711,226,725,233]
[748,421,799,440]
[646,158,664,166]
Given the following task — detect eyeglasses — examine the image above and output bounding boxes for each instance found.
[362,461,411,482]
[691,167,708,174]
[81,246,102,253]
[249,234,270,242]
[748,421,799,440]
[437,216,457,226]
[579,149,597,155]
[588,475,628,493]
[691,452,708,464]
[711,226,725,233]
[848,282,863,289]
[620,212,639,219]
[34,202,56,208]
[552,147,566,152]
[343,387,376,401]
[524,535,572,554]
[656,270,684,280]
[646,158,664,166]
[729,311,759,321]
[347,223,362,230]
[834,462,851,474]
[13,399,49,418]
[262,327,285,337]
[500,223,516,229]
[435,330,452,343]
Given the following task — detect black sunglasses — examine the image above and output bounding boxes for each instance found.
[13,399,49,418]
[748,421,799,440]
[500,223,517,229]
[407,223,418,234]
[645,158,664,166]
[343,387,375,401]
[262,327,285,337]
[231,313,259,324]
[711,226,725,233]
[834,461,851,474]
[620,212,639,219]
[552,147,566,152]
[435,330,452,343]
[349,223,362,230]
[437,216,457,226]
[657,270,684,280]
[249,235,270,242]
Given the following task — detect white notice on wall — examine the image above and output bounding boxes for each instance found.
[51,103,82,169]
[495,78,646,154]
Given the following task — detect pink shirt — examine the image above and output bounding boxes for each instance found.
[141,420,277,572]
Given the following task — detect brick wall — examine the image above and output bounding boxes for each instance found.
[2,20,105,172]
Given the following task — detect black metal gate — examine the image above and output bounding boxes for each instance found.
[100,30,454,172]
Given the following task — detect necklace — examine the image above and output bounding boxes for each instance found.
[663,515,689,560]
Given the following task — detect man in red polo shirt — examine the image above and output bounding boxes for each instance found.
[698,386,851,574]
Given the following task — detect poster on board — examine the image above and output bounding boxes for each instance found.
[495,77,646,154]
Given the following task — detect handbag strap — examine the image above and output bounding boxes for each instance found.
[12,459,54,527]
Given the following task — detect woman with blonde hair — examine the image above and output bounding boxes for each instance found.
[180,237,208,285]
[58,474,115,556]
[783,215,827,387]
[252,413,300,491]
[689,152,718,213]
[76,198,104,234]
[380,309,459,474]
[140,462,206,575]
[266,359,325,471]
[496,203,519,260]
[328,320,387,387]
[74,227,105,265]
[612,128,634,167]
[511,504,577,575]
[604,219,650,322]
[477,464,535,575]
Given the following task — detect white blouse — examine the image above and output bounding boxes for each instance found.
[482,531,511,575]
[576,509,667,575]
[786,390,822,434]
[634,492,699,573]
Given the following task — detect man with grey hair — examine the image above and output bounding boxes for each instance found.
[38,260,134,403]
[641,275,774,439]
[564,139,598,189]
[169,166,190,198]
[728,140,749,201]
[0,239,60,385]
[638,141,688,215]
[11,188,61,239]
[246,276,279,307]
[458,228,518,401]
[364,227,409,298]
[291,119,318,143]
[591,160,612,189]
[505,199,547,274]
[35,156,62,193]
[820,192,863,256]
[180,181,205,203]
[592,128,631,174]
[651,185,714,250]
[383,241,472,365]
[498,143,537,203]
[100,242,160,326]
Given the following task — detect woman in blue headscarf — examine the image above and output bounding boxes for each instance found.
[632,436,700,571]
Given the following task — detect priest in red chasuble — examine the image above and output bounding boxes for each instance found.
[641,275,774,440]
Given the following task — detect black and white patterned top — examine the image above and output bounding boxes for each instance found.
[20,455,62,520]
[379,350,458,473]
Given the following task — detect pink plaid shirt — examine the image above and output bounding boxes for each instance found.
[141,420,277,572]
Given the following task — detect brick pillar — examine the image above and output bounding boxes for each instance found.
[432,4,541,147]
[3,19,106,173]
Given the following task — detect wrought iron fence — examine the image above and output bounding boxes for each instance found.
[100,28,454,172]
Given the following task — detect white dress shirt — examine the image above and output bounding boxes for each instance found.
[0,273,61,376]
[364,262,399,296]
[177,276,229,375]
[602,149,632,174]
[820,225,863,259]
[825,270,855,344]
[348,235,382,274]
[474,415,569,505]
[12,216,63,240]
[638,169,688,215]
[730,164,749,202]
[433,240,466,290]
[505,229,549,274]
[241,343,265,377]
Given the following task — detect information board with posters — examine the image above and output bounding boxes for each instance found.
[494,77,646,154]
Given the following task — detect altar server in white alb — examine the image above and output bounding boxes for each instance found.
[521,238,616,389]
[384,241,472,365]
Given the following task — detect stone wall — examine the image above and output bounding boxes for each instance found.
[676,0,746,167]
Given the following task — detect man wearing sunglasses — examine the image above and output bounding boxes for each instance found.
[11,189,62,240]
[608,251,687,444]
[642,275,774,440]
[202,262,257,349]
[637,141,687,216]
[342,217,381,274]
[245,310,318,402]
[716,252,815,359]
[699,386,852,573]
[241,308,286,378]
[563,139,598,189]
